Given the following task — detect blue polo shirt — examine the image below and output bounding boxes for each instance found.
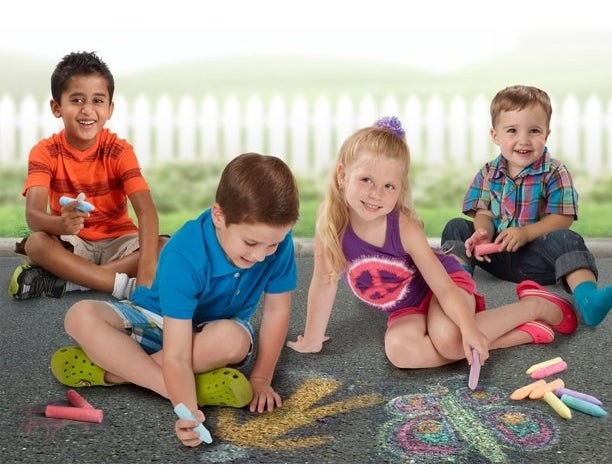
[130,208,297,324]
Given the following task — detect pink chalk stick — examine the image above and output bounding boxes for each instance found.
[474,243,502,256]
[530,360,568,379]
[66,389,94,409]
[468,349,481,390]
[45,405,103,423]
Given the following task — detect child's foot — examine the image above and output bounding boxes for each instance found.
[516,321,555,344]
[51,345,113,387]
[8,264,66,300]
[516,280,578,334]
[573,281,612,326]
[195,367,253,408]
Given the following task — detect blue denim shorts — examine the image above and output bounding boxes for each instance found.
[105,300,255,369]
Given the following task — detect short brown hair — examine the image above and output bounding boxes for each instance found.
[490,85,552,128]
[215,152,299,227]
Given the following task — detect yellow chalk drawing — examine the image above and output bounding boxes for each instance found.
[215,377,385,450]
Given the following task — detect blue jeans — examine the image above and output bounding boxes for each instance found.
[440,218,598,293]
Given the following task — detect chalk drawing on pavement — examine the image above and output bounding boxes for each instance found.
[214,376,385,451]
[379,382,557,464]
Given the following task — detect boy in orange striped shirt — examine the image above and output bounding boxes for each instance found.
[9,51,166,300]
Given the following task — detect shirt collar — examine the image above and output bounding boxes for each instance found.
[491,147,551,179]
[201,211,244,278]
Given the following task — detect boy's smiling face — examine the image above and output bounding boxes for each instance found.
[211,203,292,269]
[490,105,550,177]
[50,73,114,151]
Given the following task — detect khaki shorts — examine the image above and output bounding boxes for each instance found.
[60,234,140,265]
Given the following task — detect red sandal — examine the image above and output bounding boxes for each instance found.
[516,321,555,344]
[516,280,578,334]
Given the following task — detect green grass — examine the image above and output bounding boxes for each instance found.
[3,202,611,240]
[3,162,610,240]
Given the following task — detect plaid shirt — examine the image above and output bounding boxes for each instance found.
[462,148,578,232]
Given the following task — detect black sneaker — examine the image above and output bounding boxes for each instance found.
[8,264,67,300]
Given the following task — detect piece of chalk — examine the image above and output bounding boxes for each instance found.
[530,360,568,380]
[529,378,565,400]
[554,387,603,406]
[45,404,103,423]
[560,394,607,418]
[66,389,94,409]
[174,403,212,444]
[542,391,572,420]
[59,196,95,212]
[526,356,563,375]
[474,243,502,256]
[468,349,481,390]
[510,379,547,400]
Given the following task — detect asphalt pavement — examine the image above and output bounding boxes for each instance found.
[1,239,611,464]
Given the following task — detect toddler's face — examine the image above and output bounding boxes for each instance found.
[490,105,550,177]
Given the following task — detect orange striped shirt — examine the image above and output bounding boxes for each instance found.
[24,128,150,241]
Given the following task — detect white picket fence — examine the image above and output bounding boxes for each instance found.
[1,93,611,175]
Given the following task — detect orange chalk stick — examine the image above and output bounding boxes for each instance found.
[530,360,568,380]
[529,378,565,400]
[45,404,103,423]
[510,379,547,400]
[66,389,94,409]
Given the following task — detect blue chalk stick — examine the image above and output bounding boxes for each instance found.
[173,402,213,444]
[560,394,607,417]
[59,196,95,212]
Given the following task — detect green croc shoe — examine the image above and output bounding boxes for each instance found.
[195,367,253,408]
[51,346,112,387]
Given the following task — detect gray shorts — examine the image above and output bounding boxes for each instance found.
[61,234,140,265]
[105,300,255,370]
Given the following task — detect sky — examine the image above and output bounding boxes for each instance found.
[2,0,611,75]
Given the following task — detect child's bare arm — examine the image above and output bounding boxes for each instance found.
[287,236,336,353]
[24,186,89,235]
[129,190,161,287]
[249,292,292,413]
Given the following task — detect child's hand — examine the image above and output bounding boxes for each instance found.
[461,325,490,366]
[59,202,89,235]
[465,228,493,261]
[286,334,330,353]
[174,407,206,447]
[496,227,528,252]
[248,377,282,413]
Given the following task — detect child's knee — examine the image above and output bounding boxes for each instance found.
[64,300,98,336]
[384,334,427,368]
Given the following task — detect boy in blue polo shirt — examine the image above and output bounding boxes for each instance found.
[50,153,300,447]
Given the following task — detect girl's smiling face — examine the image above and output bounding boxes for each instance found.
[338,152,405,223]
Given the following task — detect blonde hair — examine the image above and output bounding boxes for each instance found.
[490,85,552,128]
[318,124,420,278]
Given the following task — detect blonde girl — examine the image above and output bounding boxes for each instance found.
[288,117,577,368]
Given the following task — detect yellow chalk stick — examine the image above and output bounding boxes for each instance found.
[510,379,547,400]
[542,391,572,420]
[529,378,565,400]
[526,356,563,375]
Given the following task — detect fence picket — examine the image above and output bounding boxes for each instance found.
[0,93,609,175]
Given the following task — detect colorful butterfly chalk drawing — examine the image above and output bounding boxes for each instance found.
[379,381,558,464]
